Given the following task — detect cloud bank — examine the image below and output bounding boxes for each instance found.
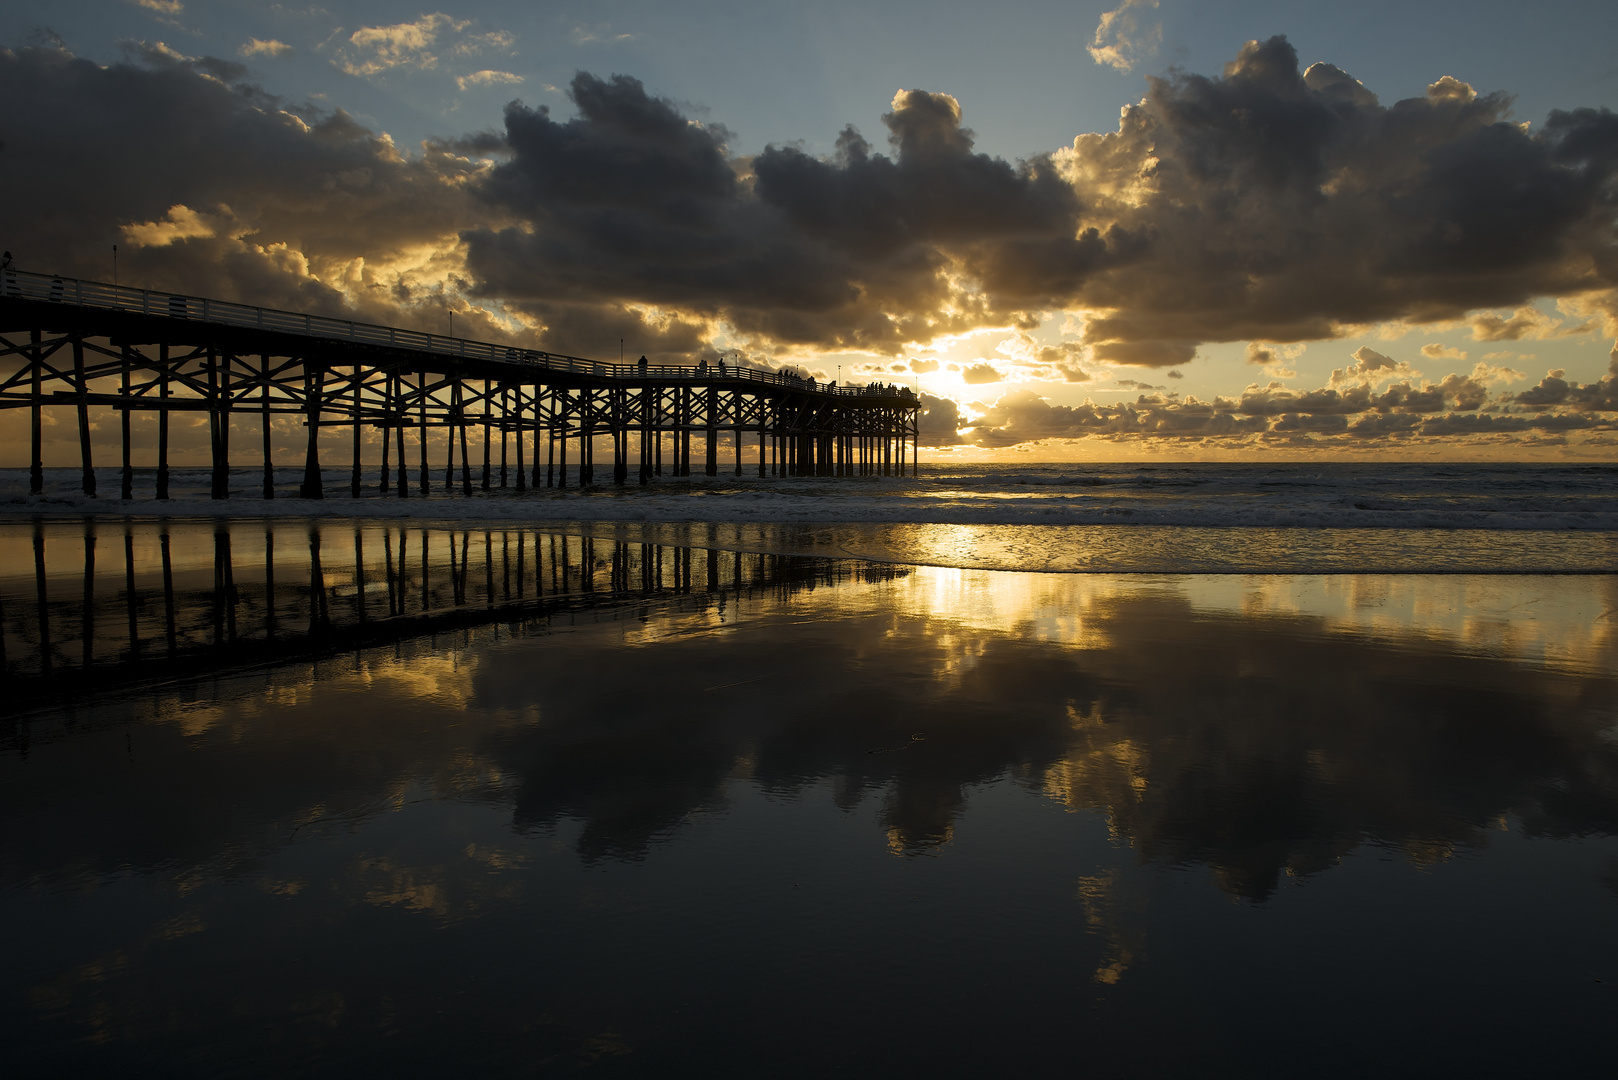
[2,34,1616,452]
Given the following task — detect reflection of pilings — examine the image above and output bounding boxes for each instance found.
[354,530,366,623]
[382,530,396,617]
[212,528,240,645]
[34,525,51,677]
[4,523,910,702]
[81,527,95,668]
[484,531,495,608]
[123,529,138,661]
[308,528,327,633]
[160,531,176,653]
[265,531,277,640]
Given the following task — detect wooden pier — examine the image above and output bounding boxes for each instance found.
[0,270,920,498]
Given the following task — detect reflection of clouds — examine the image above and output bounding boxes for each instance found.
[349,653,480,709]
[1076,871,1146,986]
[10,558,1617,906]
[1215,574,1618,673]
[474,568,1618,896]
[7,551,1618,1050]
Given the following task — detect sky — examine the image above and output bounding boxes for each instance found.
[2,0,1618,460]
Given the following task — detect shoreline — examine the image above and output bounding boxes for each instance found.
[3,508,1617,577]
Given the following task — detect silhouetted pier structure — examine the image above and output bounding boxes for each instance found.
[0,270,921,499]
[1,519,910,711]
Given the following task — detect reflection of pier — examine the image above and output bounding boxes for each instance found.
[0,519,909,707]
[0,271,920,498]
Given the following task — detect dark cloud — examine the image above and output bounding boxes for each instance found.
[960,362,1003,384]
[0,43,486,327]
[1027,37,1618,362]
[918,393,965,446]
[462,73,1077,354]
[0,45,704,358]
[1512,363,1618,411]
[456,24,1618,371]
[7,34,1618,409]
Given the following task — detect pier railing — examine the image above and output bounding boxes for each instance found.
[0,269,912,399]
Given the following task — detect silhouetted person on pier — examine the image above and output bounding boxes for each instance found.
[638,354,648,372]
[717,358,725,375]
[698,357,708,372]
[1,251,12,294]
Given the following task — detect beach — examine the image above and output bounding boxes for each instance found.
[3,485,1616,1075]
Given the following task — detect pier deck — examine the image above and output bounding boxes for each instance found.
[0,270,920,498]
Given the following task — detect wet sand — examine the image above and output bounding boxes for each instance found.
[3,517,1617,1076]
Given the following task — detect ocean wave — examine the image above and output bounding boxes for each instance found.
[6,489,1618,532]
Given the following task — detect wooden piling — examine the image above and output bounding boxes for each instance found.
[516,386,527,491]
[208,346,226,499]
[301,363,323,499]
[351,363,363,498]
[459,390,473,496]
[530,389,542,489]
[74,338,95,497]
[417,367,429,495]
[29,329,43,495]
[156,343,170,500]
[546,398,556,489]
[705,385,718,477]
[444,377,457,492]
[262,354,275,499]
[120,345,133,499]
[557,388,569,488]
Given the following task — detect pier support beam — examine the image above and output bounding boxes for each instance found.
[417,367,429,495]
[300,363,323,500]
[208,346,228,500]
[30,329,43,495]
[74,337,95,497]
[516,386,528,491]
[120,345,133,499]
[156,342,169,500]
[351,363,363,498]
[262,354,275,499]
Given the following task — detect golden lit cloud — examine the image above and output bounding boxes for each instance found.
[239,38,293,58]
[121,203,221,247]
[1088,0,1161,72]
[456,69,523,91]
